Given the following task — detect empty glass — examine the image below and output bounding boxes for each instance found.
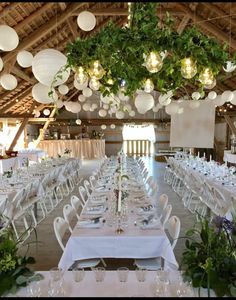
[135,268,147,282]
[49,267,64,282]
[117,267,129,282]
[27,280,42,297]
[92,267,106,282]
[73,267,85,282]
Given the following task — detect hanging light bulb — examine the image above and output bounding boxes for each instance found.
[107,78,114,85]
[199,68,214,85]
[75,66,88,85]
[87,60,105,80]
[89,78,100,90]
[145,51,163,73]
[181,57,197,79]
[143,79,154,93]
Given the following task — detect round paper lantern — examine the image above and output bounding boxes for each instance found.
[58,84,69,95]
[89,78,100,91]
[82,87,92,97]
[99,109,107,117]
[74,78,88,90]
[208,91,217,100]
[110,124,116,129]
[103,104,109,110]
[43,109,50,116]
[191,91,201,100]
[214,96,226,106]
[55,99,64,109]
[230,91,236,105]
[0,25,19,51]
[70,102,81,113]
[189,100,200,109]
[129,110,135,117]
[101,124,106,130]
[116,110,125,119]
[165,102,179,115]
[110,106,117,113]
[0,57,3,72]
[34,110,40,118]
[32,82,58,103]
[78,94,86,102]
[124,103,132,112]
[134,92,154,114]
[158,91,173,106]
[0,74,17,90]
[77,11,96,31]
[221,90,234,103]
[16,50,33,68]
[76,119,81,125]
[152,106,160,113]
[91,103,98,110]
[32,49,70,87]
[82,103,90,111]
[100,93,114,104]
[118,91,129,102]
[64,101,72,111]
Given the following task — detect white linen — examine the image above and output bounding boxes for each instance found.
[224,150,236,164]
[17,149,47,162]
[0,157,21,174]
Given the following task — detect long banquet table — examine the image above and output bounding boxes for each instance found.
[38,139,105,159]
[59,156,178,271]
[0,157,22,174]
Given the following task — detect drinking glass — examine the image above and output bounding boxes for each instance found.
[27,280,42,297]
[49,267,64,282]
[73,267,85,282]
[117,267,129,282]
[48,278,65,296]
[92,267,106,282]
[135,268,147,282]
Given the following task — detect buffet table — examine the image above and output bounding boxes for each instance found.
[0,157,22,174]
[17,149,47,162]
[38,139,105,159]
[223,150,236,165]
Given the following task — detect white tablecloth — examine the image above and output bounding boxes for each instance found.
[7,270,202,297]
[0,157,21,174]
[224,150,236,164]
[38,139,105,159]
[17,149,47,162]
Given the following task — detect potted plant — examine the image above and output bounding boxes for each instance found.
[0,220,43,296]
[180,213,236,297]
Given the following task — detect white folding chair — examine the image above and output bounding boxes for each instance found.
[83,179,92,197]
[160,204,172,227]
[89,175,97,189]
[79,186,88,206]
[63,204,79,231]
[134,215,181,270]
[71,195,83,218]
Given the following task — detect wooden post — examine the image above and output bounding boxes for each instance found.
[8,118,29,151]
[224,115,236,136]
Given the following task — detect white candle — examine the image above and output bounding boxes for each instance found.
[190,149,192,155]
[210,155,212,161]
[197,151,200,158]
[203,152,206,158]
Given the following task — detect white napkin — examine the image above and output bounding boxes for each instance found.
[85,205,106,215]
[139,218,161,230]
[90,196,107,204]
[77,219,102,228]
[137,205,155,215]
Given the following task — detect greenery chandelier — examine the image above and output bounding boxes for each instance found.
[65,2,235,100]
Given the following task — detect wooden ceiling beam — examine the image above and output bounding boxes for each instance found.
[0,3,20,20]
[2,3,85,64]
[67,19,79,40]
[53,118,170,125]
[224,115,236,135]
[11,66,36,84]
[176,3,236,50]
[177,16,190,34]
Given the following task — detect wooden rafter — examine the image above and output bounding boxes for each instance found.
[177,16,190,34]
[224,115,236,135]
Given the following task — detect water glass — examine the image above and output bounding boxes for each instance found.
[135,268,147,282]
[73,267,85,282]
[49,267,64,282]
[117,267,129,282]
[27,280,42,297]
[93,267,106,282]
[48,279,65,296]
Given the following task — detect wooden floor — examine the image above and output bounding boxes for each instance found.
[18,156,196,271]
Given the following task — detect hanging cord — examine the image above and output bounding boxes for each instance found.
[229,2,232,54]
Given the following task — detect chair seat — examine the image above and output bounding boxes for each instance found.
[134,257,162,270]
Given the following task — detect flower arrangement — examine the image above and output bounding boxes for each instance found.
[91,129,104,139]
[181,214,236,297]
[64,148,72,155]
[0,223,43,296]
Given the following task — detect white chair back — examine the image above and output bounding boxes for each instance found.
[89,175,97,189]
[166,215,181,249]
[71,195,84,212]
[63,204,78,231]
[79,186,87,205]
[84,179,92,197]
[161,204,172,226]
[53,216,71,251]
[159,194,168,211]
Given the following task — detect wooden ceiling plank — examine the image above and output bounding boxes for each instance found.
[0,3,20,20]
[176,3,236,50]
[177,16,190,34]
[67,19,79,40]
[11,66,36,84]
[224,115,236,135]
[8,117,29,151]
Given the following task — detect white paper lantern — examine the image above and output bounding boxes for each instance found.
[82,103,90,111]
[32,49,70,87]
[16,50,33,68]
[165,102,179,115]
[99,109,107,117]
[0,25,19,51]
[100,93,114,104]
[152,106,160,113]
[58,84,69,95]
[74,78,88,90]
[230,91,236,105]
[70,102,81,113]
[177,107,184,114]
[55,99,64,109]
[101,124,106,130]
[124,103,132,112]
[0,74,17,90]
[34,110,40,118]
[32,82,58,103]
[110,106,117,113]
[76,119,82,125]
[43,109,50,116]
[134,92,154,114]
[129,110,135,117]
[103,104,109,110]
[118,91,129,102]
[221,90,234,103]
[77,11,96,31]
[189,100,200,109]
[64,101,73,111]
[92,103,98,110]
[223,61,236,73]
[116,111,125,119]
[110,124,116,129]
[82,87,93,97]
[158,91,173,106]
[214,96,226,106]
[191,91,201,100]
[0,57,3,72]
[78,94,86,102]
[208,91,217,100]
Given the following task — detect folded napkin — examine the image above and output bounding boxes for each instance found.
[90,196,107,204]
[137,205,155,214]
[139,216,161,230]
[85,205,106,215]
[77,218,102,228]
[94,185,111,192]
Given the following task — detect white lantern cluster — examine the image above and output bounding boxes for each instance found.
[16,50,33,68]
[0,25,19,51]
[208,90,236,106]
[77,11,96,31]
[32,49,70,87]
[64,101,81,113]
[135,91,154,114]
